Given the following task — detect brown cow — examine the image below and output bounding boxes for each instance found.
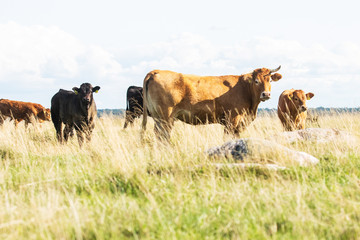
[277,89,314,131]
[142,66,282,140]
[0,99,51,127]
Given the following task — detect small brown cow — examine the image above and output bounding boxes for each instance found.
[277,89,314,131]
[0,99,51,127]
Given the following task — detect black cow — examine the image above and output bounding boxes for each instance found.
[124,86,144,128]
[51,83,100,146]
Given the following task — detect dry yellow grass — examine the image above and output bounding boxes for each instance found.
[0,112,359,239]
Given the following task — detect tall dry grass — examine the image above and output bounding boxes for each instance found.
[0,113,359,239]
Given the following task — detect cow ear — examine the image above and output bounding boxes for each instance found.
[306,92,314,100]
[271,73,282,82]
[72,87,79,95]
[93,86,100,93]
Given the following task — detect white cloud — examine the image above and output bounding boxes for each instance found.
[0,23,359,109]
[115,34,360,108]
[0,22,81,81]
[0,22,125,107]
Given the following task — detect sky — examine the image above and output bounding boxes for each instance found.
[0,0,360,109]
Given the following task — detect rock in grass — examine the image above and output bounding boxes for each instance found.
[207,138,319,167]
[209,163,287,171]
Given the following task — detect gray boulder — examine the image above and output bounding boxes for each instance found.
[207,138,319,167]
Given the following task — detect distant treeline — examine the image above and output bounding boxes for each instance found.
[258,107,360,117]
[98,109,125,117]
[98,107,360,118]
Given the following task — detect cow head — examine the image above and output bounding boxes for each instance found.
[72,83,101,106]
[248,66,282,102]
[37,108,51,122]
[288,90,314,112]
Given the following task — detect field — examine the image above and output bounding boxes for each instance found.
[0,112,360,239]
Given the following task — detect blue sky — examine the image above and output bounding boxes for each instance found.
[0,0,360,109]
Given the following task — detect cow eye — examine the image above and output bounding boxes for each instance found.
[255,79,260,84]
[294,97,299,101]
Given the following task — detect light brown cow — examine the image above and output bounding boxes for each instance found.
[277,89,314,131]
[142,66,282,140]
[0,99,51,127]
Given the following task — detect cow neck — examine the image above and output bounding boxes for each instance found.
[290,103,302,116]
[288,101,299,116]
[78,99,91,120]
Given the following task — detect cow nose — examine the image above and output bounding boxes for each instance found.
[260,92,271,101]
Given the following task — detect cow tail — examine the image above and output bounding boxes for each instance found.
[125,95,129,112]
[125,87,132,112]
[141,72,153,132]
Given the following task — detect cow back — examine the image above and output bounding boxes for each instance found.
[51,89,97,125]
[144,70,253,123]
[126,86,144,112]
[0,99,41,121]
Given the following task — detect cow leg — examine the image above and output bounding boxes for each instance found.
[285,118,297,131]
[85,124,94,142]
[52,120,64,143]
[123,117,129,129]
[279,112,292,131]
[154,118,173,141]
[85,131,92,142]
[224,115,250,138]
[298,115,306,130]
[24,118,31,129]
[69,127,75,138]
[63,124,74,142]
[284,123,293,131]
[281,115,292,131]
[287,116,297,131]
[297,122,305,130]
[76,131,85,147]
[222,111,237,136]
[25,114,36,129]
[224,123,242,138]
[292,119,300,131]
[74,124,85,147]
[123,111,135,129]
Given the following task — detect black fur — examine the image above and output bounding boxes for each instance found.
[51,83,100,146]
[123,86,144,128]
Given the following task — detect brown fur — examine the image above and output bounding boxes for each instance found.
[277,89,314,131]
[0,99,51,127]
[142,67,282,140]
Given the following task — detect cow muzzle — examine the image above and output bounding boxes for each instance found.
[260,92,271,101]
[299,105,307,112]
[82,95,92,103]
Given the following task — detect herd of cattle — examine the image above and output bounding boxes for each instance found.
[0,66,315,146]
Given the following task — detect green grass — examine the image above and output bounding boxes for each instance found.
[0,113,359,239]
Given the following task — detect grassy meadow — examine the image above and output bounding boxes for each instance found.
[0,112,360,239]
